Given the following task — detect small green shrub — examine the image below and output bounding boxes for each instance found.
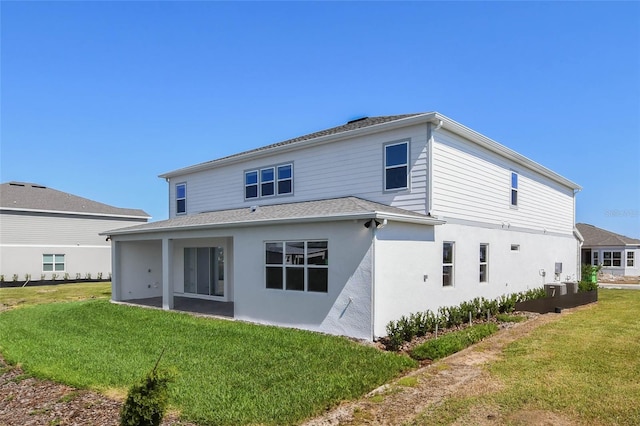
[85,273,92,280]
[12,274,18,282]
[97,272,103,280]
[120,351,173,426]
[409,323,498,361]
[579,280,598,292]
[63,273,70,280]
[75,273,82,280]
[24,274,31,281]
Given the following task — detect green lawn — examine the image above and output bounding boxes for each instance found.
[412,289,640,425]
[0,299,416,425]
[0,282,111,308]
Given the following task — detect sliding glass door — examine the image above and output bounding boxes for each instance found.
[184,247,224,297]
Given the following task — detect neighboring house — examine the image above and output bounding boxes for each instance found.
[0,182,150,282]
[103,112,581,341]
[577,223,640,277]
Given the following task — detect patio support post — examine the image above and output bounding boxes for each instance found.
[111,240,121,301]
[162,237,174,310]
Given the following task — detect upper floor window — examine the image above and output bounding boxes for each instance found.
[384,141,409,191]
[176,183,186,215]
[627,251,635,267]
[245,163,293,200]
[510,172,518,207]
[43,254,65,272]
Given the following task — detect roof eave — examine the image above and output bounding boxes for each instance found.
[102,211,445,237]
[0,206,151,220]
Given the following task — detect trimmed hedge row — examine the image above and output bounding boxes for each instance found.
[385,288,545,350]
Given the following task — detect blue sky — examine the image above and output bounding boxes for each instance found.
[2,1,639,238]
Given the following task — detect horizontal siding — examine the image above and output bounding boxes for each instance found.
[431,128,575,234]
[0,212,146,246]
[168,124,429,217]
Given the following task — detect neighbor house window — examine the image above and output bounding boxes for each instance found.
[265,240,328,292]
[176,183,186,215]
[443,242,454,287]
[384,141,409,190]
[245,163,293,200]
[627,252,635,267]
[603,251,622,267]
[43,254,65,272]
[510,172,518,207]
[592,251,599,266]
[479,244,488,283]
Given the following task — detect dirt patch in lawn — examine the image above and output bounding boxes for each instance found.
[0,358,194,426]
[304,305,594,426]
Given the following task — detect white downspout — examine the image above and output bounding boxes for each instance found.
[370,223,377,341]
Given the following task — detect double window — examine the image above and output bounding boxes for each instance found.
[176,183,187,215]
[384,141,409,191]
[43,254,65,272]
[510,172,518,207]
[265,240,328,293]
[442,242,454,287]
[245,163,293,199]
[479,244,489,283]
[602,251,622,267]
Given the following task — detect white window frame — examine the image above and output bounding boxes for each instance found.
[442,241,454,287]
[245,162,293,200]
[592,251,599,266]
[384,141,409,191]
[479,243,489,283]
[43,254,65,272]
[176,183,187,215]
[510,171,518,207]
[265,240,328,293]
[603,250,622,267]
[627,251,635,267]
[260,167,275,197]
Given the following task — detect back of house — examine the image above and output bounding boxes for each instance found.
[105,112,581,340]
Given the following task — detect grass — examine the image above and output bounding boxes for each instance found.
[0,299,416,425]
[410,323,498,361]
[0,282,111,308]
[412,289,640,425]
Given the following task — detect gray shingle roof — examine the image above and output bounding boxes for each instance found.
[161,114,425,177]
[576,223,640,247]
[0,182,150,218]
[103,196,443,236]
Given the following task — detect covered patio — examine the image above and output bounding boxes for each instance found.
[122,296,234,318]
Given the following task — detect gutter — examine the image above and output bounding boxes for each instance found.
[101,211,446,237]
[0,207,151,220]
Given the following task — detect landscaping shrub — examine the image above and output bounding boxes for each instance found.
[120,351,173,426]
[409,323,498,361]
[579,280,598,292]
[495,313,526,323]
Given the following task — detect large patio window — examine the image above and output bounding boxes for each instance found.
[184,247,224,297]
[265,240,328,293]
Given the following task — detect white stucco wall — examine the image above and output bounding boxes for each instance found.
[117,240,163,300]
[232,220,374,341]
[372,221,579,337]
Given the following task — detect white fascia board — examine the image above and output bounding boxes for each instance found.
[158,114,438,179]
[102,211,444,236]
[0,207,151,220]
[573,227,585,243]
[434,113,582,191]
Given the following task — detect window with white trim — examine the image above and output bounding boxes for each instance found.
[627,251,635,267]
[265,241,328,292]
[443,242,454,287]
[510,172,518,207]
[245,163,293,200]
[592,251,599,265]
[176,183,186,215]
[603,251,622,267]
[43,254,65,272]
[479,244,488,283]
[384,141,409,191]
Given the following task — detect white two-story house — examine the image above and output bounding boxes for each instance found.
[104,112,581,341]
